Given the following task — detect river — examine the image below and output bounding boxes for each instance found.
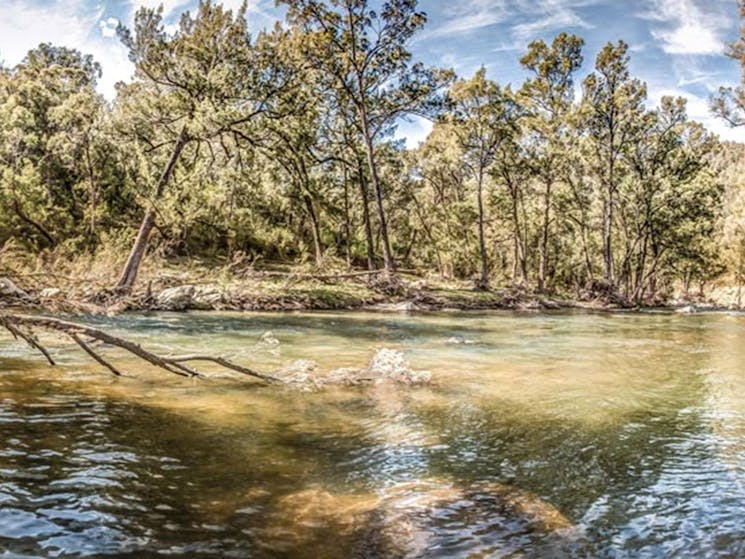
[1,310,745,557]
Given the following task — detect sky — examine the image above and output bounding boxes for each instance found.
[0,0,744,145]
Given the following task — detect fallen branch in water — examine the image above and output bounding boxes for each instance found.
[0,312,280,384]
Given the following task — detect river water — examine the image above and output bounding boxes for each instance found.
[1,310,745,558]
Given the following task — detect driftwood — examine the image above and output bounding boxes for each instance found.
[240,268,423,282]
[245,269,387,282]
[0,313,279,384]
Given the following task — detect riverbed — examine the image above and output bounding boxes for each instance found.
[1,310,745,557]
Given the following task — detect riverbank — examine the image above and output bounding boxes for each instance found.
[0,257,740,314]
[0,276,737,315]
[0,273,589,314]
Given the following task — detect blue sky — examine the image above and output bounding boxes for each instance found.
[0,0,743,143]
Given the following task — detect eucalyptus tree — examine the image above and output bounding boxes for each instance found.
[259,75,329,265]
[113,1,297,291]
[444,68,520,289]
[561,107,596,284]
[712,0,745,126]
[281,0,453,275]
[711,2,745,300]
[582,40,646,285]
[411,122,472,278]
[715,142,745,304]
[623,98,689,298]
[0,44,106,249]
[518,33,584,290]
[49,83,121,241]
[491,135,531,285]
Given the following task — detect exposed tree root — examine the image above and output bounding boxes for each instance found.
[0,312,280,384]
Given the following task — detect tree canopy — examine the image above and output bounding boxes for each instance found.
[0,0,743,303]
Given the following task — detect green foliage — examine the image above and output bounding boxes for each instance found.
[0,2,740,302]
[0,44,125,250]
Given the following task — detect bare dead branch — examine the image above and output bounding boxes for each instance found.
[71,332,123,376]
[3,321,56,366]
[0,313,278,384]
[165,354,279,383]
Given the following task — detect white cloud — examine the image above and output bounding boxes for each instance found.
[0,0,277,100]
[424,0,600,40]
[395,115,434,149]
[422,0,507,39]
[130,0,191,18]
[0,0,100,67]
[0,1,133,98]
[129,0,264,20]
[511,0,594,41]
[642,0,730,55]
[99,17,120,39]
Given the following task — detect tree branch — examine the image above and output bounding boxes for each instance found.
[0,313,280,384]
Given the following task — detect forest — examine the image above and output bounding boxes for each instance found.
[1,0,745,306]
[6,4,745,555]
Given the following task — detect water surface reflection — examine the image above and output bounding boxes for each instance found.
[1,310,745,557]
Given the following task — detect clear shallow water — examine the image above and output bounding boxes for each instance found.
[1,310,745,557]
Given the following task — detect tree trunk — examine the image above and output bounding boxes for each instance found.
[358,108,395,274]
[632,234,649,304]
[12,198,55,247]
[476,167,489,289]
[356,156,377,271]
[509,182,527,285]
[303,194,323,266]
[342,165,352,267]
[85,145,98,239]
[738,242,744,308]
[410,191,444,278]
[115,125,189,292]
[538,180,552,291]
[566,177,593,282]
[603,160,615,283]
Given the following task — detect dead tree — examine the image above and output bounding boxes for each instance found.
[0,313,279,384]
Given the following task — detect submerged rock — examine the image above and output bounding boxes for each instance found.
[323,348,432,386]
[259,477,574,557]
[275,488,380,530]
[276,359,321,387]
[259,330,280,346]
[275,348,431,388]
[367,348,431,384]
[472,482,573,533]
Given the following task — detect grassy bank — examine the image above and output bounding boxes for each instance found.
[0,248,739,314]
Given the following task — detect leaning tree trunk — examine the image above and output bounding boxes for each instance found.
[116,126,189,292]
